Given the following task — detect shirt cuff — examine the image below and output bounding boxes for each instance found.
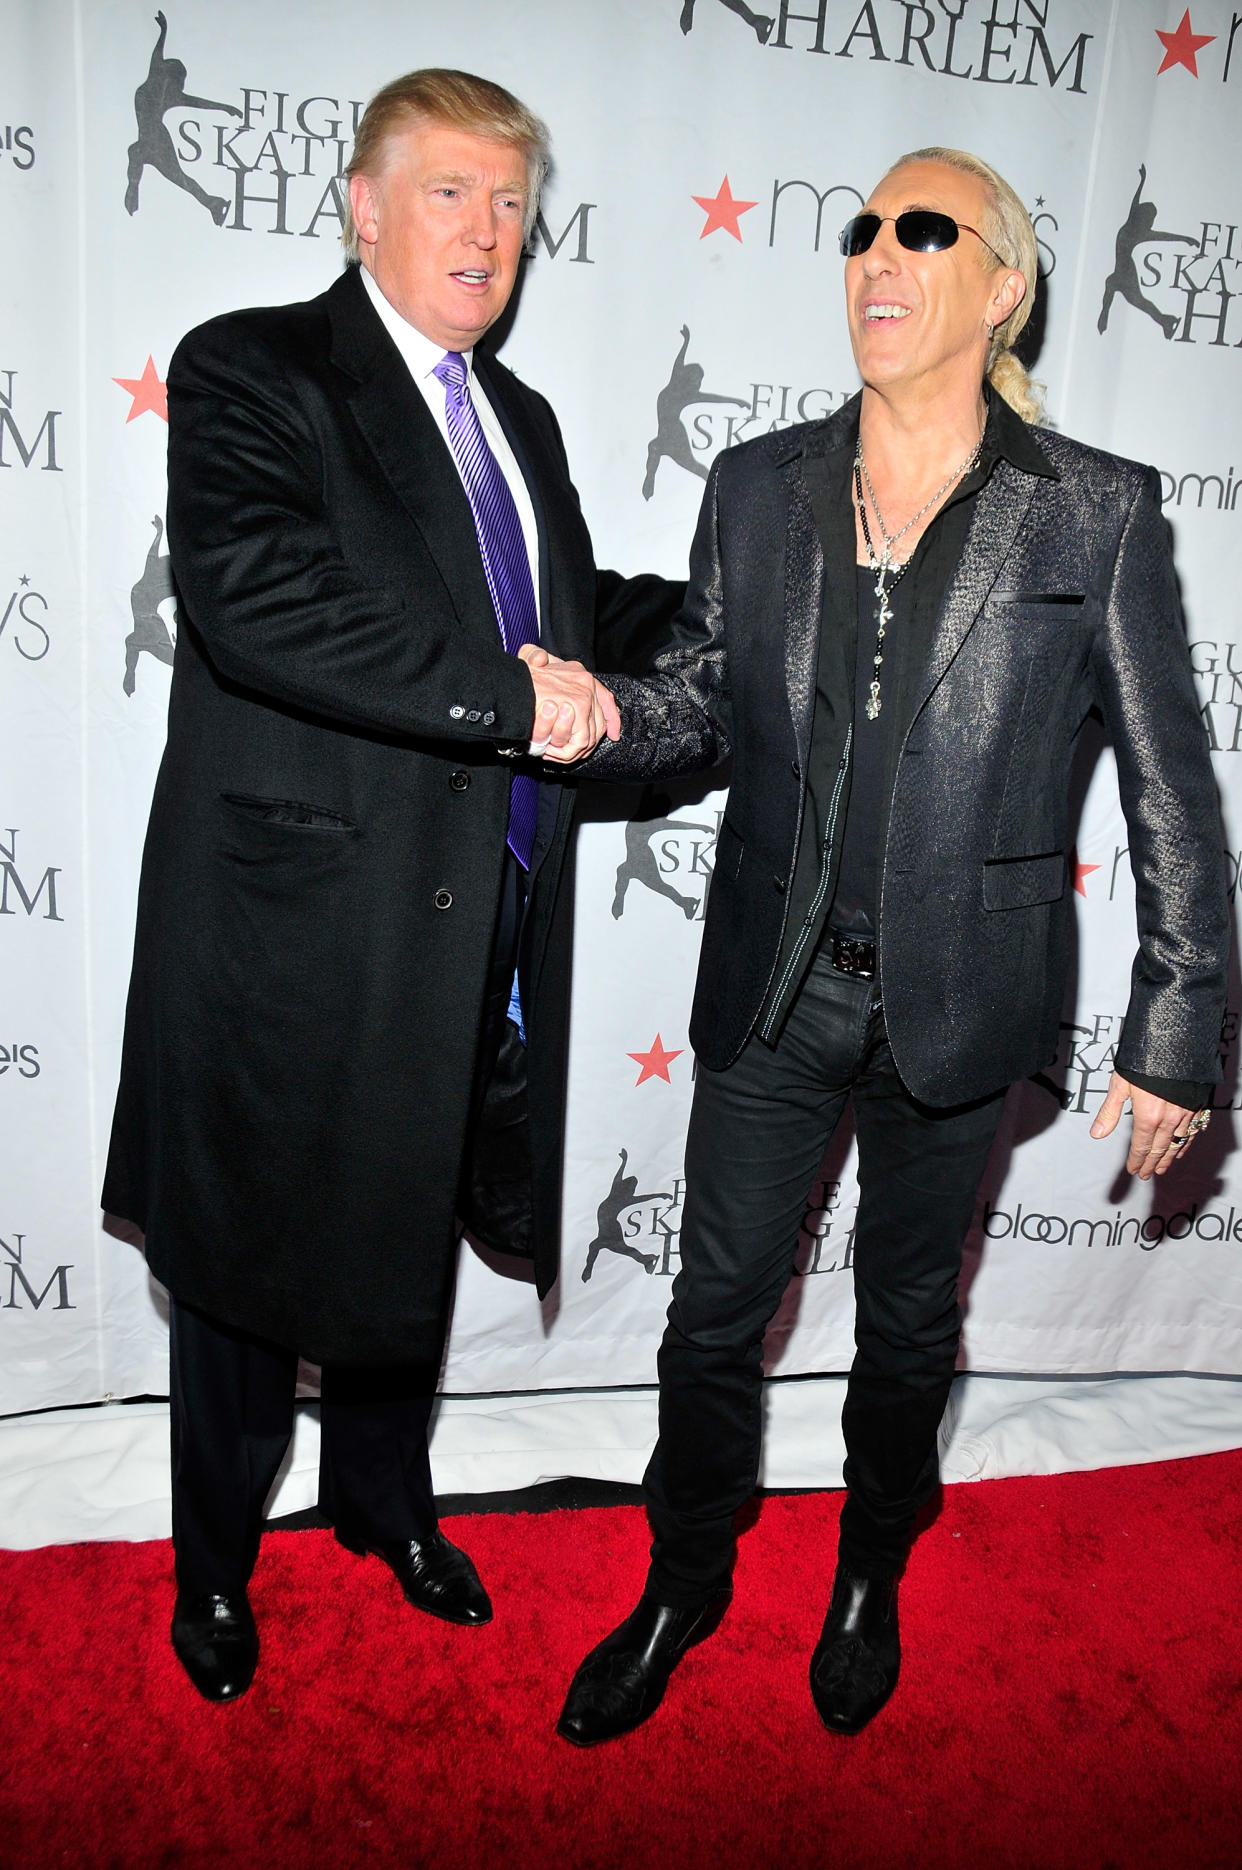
[1122,1069,1212,1111]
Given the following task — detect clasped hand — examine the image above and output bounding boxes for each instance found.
[518,643,621,764]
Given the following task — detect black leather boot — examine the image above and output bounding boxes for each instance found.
[809,1567,900,1734]
[557,1592,729,1746]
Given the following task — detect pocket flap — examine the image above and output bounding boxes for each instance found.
[982,851,1065,911]
[220,793,356,831]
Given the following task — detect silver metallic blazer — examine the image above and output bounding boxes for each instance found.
[589,394,1228,1105]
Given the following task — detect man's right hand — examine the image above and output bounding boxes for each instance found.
[518,644,621,763]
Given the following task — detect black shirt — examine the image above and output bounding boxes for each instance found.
[772,436,992,996]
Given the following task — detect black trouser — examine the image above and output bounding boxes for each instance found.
[167,851,527,1599]
[643,944,1006,1607]
[169,1301,441,1595]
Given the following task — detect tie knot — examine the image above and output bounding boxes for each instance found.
[434,352,468,397]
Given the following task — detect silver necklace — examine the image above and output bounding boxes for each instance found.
[854,434,983,720]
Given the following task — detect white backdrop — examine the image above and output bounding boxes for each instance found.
[3,0,1242,1423]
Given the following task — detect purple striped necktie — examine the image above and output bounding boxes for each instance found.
[432,351,539,870]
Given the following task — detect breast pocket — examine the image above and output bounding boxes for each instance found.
[992,592,1086,613]
[983,594,1094,709]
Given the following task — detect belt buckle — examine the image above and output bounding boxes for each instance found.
[831,932,876,980]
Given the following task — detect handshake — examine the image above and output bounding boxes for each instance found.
[518,642,621,764]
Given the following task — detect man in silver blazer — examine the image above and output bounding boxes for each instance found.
[552,148,1228,1744]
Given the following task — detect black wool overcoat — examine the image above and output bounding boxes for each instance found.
[102,266,663,1364]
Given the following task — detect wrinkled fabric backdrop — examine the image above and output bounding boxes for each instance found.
[3,0,1241,1418]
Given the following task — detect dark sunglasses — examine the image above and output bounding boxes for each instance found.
[838,210,1009,268]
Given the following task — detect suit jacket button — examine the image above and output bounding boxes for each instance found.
[466,709,482,723]
[449,705,465,719]
[433,889,453,910]
[449,770,470,791]
[482,710,495,725]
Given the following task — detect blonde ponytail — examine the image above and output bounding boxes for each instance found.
[987,342,1044,424]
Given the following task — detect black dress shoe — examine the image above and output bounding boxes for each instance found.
[557,1593,729,1747]
[809,1567,900,1735]
[335,1527,492,1625]
[171,1592,258,1702]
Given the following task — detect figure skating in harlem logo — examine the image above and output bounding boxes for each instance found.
[1097,166,1197,340]
[124,517,178,695]
[643,328,747,501]
[612,789,718,922]
[582,1152,670,1282]
[125,12,242,225]
[679,0,774,44]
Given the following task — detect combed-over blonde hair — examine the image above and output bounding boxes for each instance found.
[343,68,550,258]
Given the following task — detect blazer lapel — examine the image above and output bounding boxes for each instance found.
[776,399,859,768]
[326,271,497,633]
[915,457,1039,712]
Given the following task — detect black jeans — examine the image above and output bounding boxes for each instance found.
[644,945,1005,1606]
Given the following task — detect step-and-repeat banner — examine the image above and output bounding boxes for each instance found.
[3,0,1241,1412]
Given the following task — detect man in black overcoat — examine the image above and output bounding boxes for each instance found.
[553,147,1229,1744]
[103,68,672,1702]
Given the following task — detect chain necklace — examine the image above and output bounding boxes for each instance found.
[854,433,983,720]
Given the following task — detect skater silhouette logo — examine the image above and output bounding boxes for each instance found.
[582,1152,682,1283]
[125,12,242,226]
[123,517,178,696]
[612,790,720,922]
[643,328,746,501]
[679,0,774,44]
[1098,166,1197,341]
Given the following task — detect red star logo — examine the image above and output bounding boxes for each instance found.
[692,176,758,242]
[1071,849,1101,898]
[113,356,167,424]
[628,1033,684,1085]
[1156,10,1215,75]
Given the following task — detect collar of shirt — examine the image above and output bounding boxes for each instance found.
[358,263,476,389]
[975,381,1059,482]
[931,381,1059,522]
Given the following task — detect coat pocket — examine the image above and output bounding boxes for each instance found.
[982,850,1065,911]
[220,792,357,832]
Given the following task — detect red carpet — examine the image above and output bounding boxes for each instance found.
[3,1453,1242,1869]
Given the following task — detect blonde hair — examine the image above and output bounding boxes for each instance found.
[887,146,1045,423]
[343,68,550,258]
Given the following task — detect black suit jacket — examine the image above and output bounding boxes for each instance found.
[590,394,1228,1105]
[102,266,678,1362]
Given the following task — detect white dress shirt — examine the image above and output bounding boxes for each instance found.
[359,264,541,627]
